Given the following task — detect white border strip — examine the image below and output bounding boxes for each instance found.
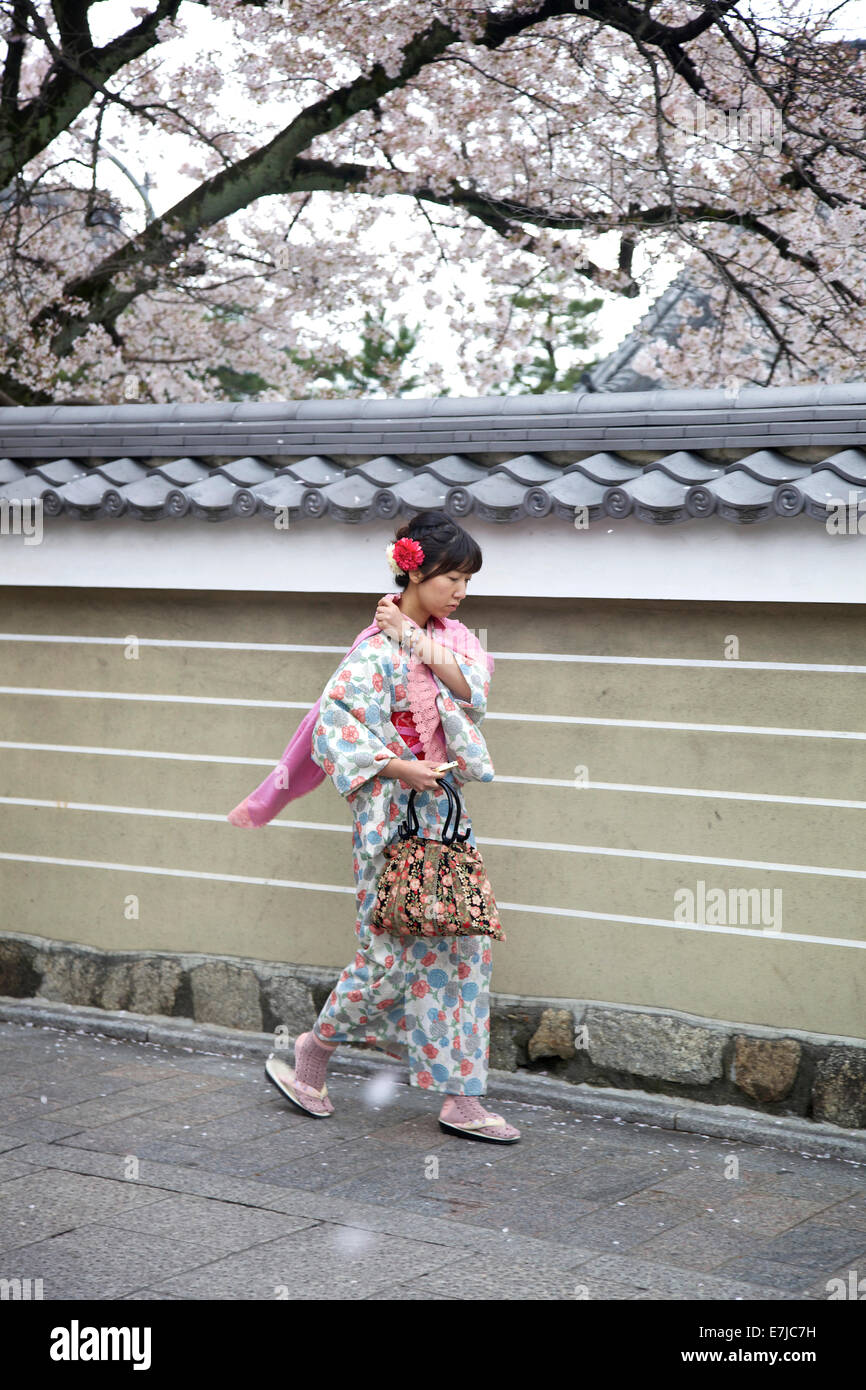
[0,850,861,950]
[0,632,864,674]
[2,745,865,809]
[0,689,863,738]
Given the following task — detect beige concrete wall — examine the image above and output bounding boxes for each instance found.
[1,586,864,1038]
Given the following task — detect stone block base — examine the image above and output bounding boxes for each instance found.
[1,931,863,1129]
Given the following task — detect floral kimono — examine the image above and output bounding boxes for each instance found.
[310,620,497,1095]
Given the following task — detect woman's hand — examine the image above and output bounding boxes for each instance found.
[393,758,450,793]
[375,594,407,644]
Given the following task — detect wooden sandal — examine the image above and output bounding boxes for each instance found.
[265,1053,333,1117]
[438,1111,521,1143]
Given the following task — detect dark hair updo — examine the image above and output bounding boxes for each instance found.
[391,510,482,591]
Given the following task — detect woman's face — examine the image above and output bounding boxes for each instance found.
[411,565,472,617]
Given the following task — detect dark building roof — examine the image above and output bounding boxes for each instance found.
[1,384,865,525]
[584,270,718,394]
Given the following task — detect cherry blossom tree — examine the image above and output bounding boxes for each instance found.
[1,0,865,404]
[233,306,426,397]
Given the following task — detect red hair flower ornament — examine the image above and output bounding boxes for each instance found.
[386,537,425,575]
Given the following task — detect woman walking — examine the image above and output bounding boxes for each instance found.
[229,510,519,1143]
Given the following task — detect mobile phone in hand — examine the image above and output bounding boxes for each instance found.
[435,761,459,774]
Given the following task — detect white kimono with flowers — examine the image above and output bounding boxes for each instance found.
[310,622,497,1095]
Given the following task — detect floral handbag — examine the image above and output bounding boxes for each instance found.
[369,779,505,941]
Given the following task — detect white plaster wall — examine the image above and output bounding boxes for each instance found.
[1,510,864,602]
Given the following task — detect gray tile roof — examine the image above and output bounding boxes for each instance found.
[585,270,718,393]
[1,384,865,525]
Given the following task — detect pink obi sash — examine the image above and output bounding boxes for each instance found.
[391,708,425,756]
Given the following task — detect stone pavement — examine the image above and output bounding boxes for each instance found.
[1,1015,865,1301]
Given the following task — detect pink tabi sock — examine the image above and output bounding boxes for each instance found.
[439,1095,489,1123]
[294,1031,338,1092]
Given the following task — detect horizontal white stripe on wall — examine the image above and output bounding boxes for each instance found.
[1,689,864,739]
[1,633,865,674]
[0,795,351,833]
[0,739,274,765]
[497,776,866,810]
[0,685,313,709]
[2,744,866,809]
[1,796,865,881]
[0,850,862,950]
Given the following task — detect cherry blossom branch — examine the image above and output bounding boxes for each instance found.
[694,240,810,376]
[667,0,747,46]
[28,4,610,352]
[1,0,29,108]
[709,9,866,212]
[5,0,864,402]
[0,0,182,185]
[288,155,831,281]
[50,0,94,59]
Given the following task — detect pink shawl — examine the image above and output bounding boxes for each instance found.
[227,593,494,828]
